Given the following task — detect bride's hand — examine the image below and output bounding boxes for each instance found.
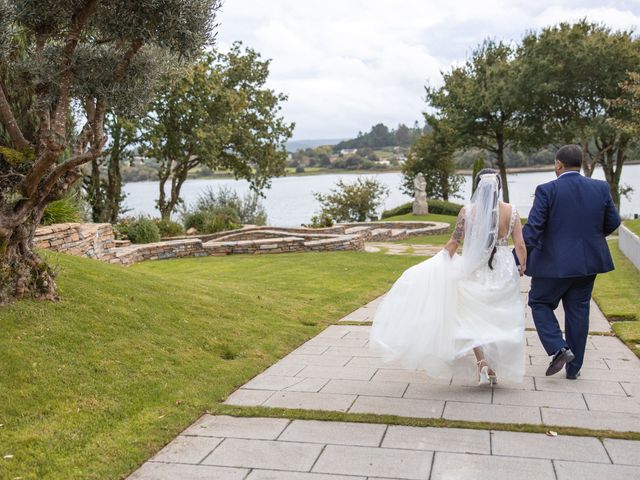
[518,264,526,276]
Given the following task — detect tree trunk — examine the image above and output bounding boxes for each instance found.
[495,137,509,203]
[88,158,106,222]
[580,138,598,178]
[106,124,123,223]
[0,209,57,305]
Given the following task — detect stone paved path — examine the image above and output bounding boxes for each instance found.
[130,415,640,480]
[129,277,640,479]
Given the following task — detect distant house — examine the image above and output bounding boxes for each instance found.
[340,148,358,155]
[377,159,391,166]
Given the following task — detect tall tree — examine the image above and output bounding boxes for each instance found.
[0,0,220,303]
[401,117,463,202]
[427,40,526,202]
[518,21,640,207]
[142,43,294,220]
[85,112,141,223]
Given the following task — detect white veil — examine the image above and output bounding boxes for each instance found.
[461,173,501,275]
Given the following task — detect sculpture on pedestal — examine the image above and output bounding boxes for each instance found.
[412,173,429,215]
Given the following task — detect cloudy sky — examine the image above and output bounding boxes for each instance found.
[215,1,640,140]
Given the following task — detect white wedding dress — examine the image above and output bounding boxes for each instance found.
[370,194,525,383]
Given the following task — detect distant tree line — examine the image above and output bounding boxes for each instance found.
[332,123,426,152]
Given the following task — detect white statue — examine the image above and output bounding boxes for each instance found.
[412,173,429,215]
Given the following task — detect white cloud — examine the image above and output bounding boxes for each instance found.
[215,1,640,139]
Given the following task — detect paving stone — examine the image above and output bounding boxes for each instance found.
[349,395,444,418]
[584,394,640,414]
[312,445,433,479]
[321,379,407,397]
[534,377,627,396]
[305,337,369,347]
[325,346,382,357]
[202,438,323,471]
[544,366,640,383]
[621,382,640,397]
[263,391,356,412]
[382,425,490,454]
[541,407,640,432]
[130,463,248,479]
[370,368,436,384]
[529,355,608,369]
[279,419,386,446]
[151,435,222,464]
[247,471,366,480]
[292,345,330,355]
[555,460,640,480]
[315,325,352,338]
[430,452,555,480]
[606,358,640,370]
[404,383,491,404]
[491,431,610,463]
[345,356,405,369]
[591,336,633,351]
[285,354,353,366]
[443,402,542,424]
[296,366,377,381]
[603,438,640,466]
[182,415,289,440]
[343,330,371,339]
[263,362,306,377]
[244,375,304,390]
[492,388,587,409]
[224,388,274,407]
[285,378,330,393]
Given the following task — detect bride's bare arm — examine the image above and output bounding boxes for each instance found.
[444,208,465,257]
[511,212,527,274]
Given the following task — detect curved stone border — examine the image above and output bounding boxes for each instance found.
[619,224,640,270]
[35,220,450,266]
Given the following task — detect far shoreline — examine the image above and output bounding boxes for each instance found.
[123,160,640,184]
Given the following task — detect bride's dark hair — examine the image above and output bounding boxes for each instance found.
[474,168,501,191]
[473,168,501,270]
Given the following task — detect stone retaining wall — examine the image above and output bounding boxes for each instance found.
[34,223,117,262]
[619,224,640,270]
[35,219,444,266]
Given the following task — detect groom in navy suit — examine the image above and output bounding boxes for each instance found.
[523,145,621,379]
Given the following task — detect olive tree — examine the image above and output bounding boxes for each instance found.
[0,0,220,303]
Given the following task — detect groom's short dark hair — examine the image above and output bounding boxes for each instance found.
[556,145,582,169]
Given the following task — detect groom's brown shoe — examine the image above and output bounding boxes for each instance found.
[545,348,575,376]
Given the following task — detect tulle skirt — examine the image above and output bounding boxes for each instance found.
[369,248,525,383]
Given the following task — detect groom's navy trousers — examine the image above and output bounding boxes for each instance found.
[523,171,620,375]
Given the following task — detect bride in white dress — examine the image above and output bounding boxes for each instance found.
[370,169,527,385]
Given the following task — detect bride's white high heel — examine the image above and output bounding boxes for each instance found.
[477,360,497,386]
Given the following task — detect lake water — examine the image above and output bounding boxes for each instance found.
[123,164,640,226]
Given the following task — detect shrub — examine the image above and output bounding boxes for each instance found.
[183,207,240,234]
[380,199,464,218]
[183,211,208,233]
[304,212,334,228]
[154,219,184,238]
[194,187,267,225]
[41,197,83,225]
[125,217,161,244]
[314,177,389,223]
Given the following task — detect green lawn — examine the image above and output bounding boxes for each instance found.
[382,213,456,245]
[0,251,421,480]
[593,242,640,357]
[624,218,640,236]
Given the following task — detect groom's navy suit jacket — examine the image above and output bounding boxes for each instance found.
[523,171,620,278]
